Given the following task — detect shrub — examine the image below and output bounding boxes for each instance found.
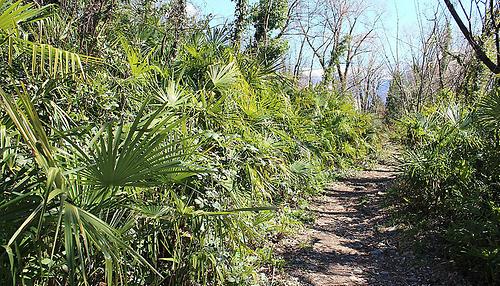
[393,90,500,283]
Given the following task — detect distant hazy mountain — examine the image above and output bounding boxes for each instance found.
[299,69,324,87]
[299,69,391,106]
[377,79,390,104]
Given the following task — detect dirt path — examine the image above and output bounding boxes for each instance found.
[276,165,469,286]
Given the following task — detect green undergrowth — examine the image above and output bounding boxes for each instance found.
[0,2,380,284]
[389,89,500,284]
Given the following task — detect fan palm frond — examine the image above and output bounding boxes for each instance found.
[476,88,500,131]
[208,61,240,90]
[1,87,164,285]
[0,0,100,78]
[62,201,161,285]
[64,100,200,188]
[120,37,161,80]
[0,0,44,32]
[0,86,55,170]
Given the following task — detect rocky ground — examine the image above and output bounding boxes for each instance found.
[272,165,471,286]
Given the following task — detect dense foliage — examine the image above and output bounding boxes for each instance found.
[1,0,497,284]
[0,1,378,285]
[392,88,500,283]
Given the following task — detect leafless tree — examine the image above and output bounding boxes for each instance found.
[293,0,380,92]
[382,2,473,114]
[351,55,384,111]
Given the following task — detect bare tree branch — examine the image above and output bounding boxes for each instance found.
[443,0,500,74]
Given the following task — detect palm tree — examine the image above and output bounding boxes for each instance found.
[0,84,198,284]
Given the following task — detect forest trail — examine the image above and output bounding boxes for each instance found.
[277,165,469,286]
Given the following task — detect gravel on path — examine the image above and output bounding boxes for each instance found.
[275,165,470,286]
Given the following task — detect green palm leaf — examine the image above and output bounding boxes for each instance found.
[476,88,500,131]
[63,202,161,285]
[208,61,240,90]
[0,0,101,77]
[1,87,164,285]
[64,100,200,188]
[0,0,44,32]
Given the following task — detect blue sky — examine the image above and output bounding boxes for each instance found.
[189,0,440,51]
[190,0,235,18]
[189,0,442,73]
[189,0,435,32]
[188,0,443,99]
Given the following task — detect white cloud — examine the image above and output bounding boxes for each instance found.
[186,2,199,18]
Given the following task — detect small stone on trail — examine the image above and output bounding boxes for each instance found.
[370,249,383,257]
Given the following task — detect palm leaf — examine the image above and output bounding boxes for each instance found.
[63,202,162,285]
[63,100,200,188]
[0,0,45,32]
[120,37,161,80]
[1,87,163,285]
[0,86,55,170]
[476,88,500,131]
[208,61,240,90]
[5,36,101,78]
[0,0,101,77]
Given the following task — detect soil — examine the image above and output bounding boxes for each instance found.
[273,165,471,286]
